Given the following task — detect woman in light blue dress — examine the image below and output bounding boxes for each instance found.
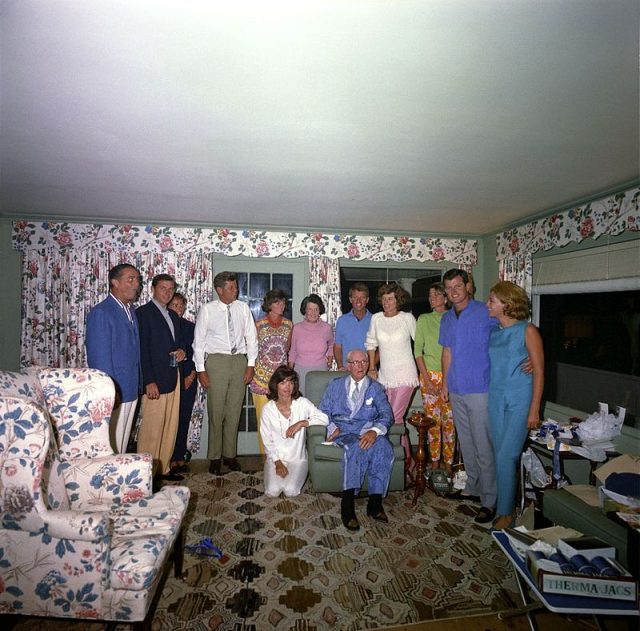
[487,281,544,530]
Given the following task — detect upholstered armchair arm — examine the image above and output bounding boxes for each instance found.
[43,509,111,541]
[306,424,327,445]
[58,452,154,510]
[387,424,404,445]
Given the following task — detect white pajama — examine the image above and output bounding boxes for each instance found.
[260,397,328,497]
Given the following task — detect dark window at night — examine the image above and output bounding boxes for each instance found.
[538,290,640,402]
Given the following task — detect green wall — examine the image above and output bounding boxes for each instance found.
[0,220,23,371]
[475,234,500,300]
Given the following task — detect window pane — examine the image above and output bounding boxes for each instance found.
[273,273,294,320]
[249,298,263,321]
[247,406,257,433]
[236,273,248,300]
[249,273,270,302]
[273,274,293,296]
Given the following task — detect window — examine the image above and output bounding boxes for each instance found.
[236,272,293,321]
[530,239,640,422]
[339,266,442,318]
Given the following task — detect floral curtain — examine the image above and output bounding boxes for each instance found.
[495,186,640,293]
[13,222,477,265]
[498,254,532,295]
[13,220,478,452]
[19,245,213,453]
[308,256,342,329]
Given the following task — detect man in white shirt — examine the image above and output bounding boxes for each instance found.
[194,271,258,475]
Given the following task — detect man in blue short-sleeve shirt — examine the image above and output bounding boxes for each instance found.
[439,269,498,524]
[333,283,372,370]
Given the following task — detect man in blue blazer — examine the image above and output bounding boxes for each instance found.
[86,263,142,453]
[136,273,186,481]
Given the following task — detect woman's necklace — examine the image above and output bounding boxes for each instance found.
[276,399,292,419]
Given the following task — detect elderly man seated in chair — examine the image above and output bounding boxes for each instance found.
[318,349,395,531]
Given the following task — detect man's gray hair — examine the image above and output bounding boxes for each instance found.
[346,349,368,363]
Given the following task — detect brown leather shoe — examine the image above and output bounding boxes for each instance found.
[209,459,222,475]
[223,457,241,472]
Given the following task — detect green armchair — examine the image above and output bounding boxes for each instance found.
[304,370,406,493]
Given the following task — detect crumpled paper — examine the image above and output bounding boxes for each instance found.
[575,403,625,444]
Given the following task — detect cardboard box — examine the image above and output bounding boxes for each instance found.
[527,551,638,603]
[557,536,616,561]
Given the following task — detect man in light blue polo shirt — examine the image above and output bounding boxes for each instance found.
[334,283,372,370]
[439,269,498,524]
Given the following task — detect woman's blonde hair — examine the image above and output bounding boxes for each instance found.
[489,281,530,320]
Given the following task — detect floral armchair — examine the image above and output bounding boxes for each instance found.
[0,368,190,626]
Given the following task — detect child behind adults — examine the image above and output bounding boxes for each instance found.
[260,365,328,498]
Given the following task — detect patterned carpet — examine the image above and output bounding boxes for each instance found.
[6,464,522,630]
[151,466,520,630]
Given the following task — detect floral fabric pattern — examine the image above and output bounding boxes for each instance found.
[0,368,190,623]
[249,317,293,396]
[13,222,477,265]
[495,186,638,293]
[11,220,474,453]
[495,187,639,260]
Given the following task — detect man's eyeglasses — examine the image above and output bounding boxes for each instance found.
[347,359,368,366]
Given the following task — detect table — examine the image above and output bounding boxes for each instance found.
[521,440,612,518]
[407,411,435,505]
[492,531,639,631]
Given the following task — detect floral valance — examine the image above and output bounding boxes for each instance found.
[495,186,640,260]
[12,221,477,265]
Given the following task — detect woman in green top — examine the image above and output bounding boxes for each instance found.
[414,283,455,473]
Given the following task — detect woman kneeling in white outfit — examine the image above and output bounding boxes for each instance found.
[260,365,329,497]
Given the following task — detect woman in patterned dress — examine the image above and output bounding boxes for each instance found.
[415,283,455,474]
[250,289,293,453]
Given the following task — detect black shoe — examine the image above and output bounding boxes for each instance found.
[445,490,480,502]
[341,489,359,531]
[367,508,389,523]
[366,494,388,523]
[157,472,184,482]
[223,457,241,472]
[474,506,497,524]
[342,515,361,531]
[209,459,222,475]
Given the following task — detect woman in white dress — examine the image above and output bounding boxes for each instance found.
[365,282,418,473]
[260,365,329,497]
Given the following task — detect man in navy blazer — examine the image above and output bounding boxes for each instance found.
[136,273,186,480]
[86,263,142,453]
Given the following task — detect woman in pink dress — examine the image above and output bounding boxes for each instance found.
[288,294,334,395]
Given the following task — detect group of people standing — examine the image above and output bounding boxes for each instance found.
[86,263,543,532]
[86,266,197,485]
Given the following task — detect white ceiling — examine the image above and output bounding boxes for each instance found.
[1,0,638,236]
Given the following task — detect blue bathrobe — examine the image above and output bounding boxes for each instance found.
[319,376,395,495]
